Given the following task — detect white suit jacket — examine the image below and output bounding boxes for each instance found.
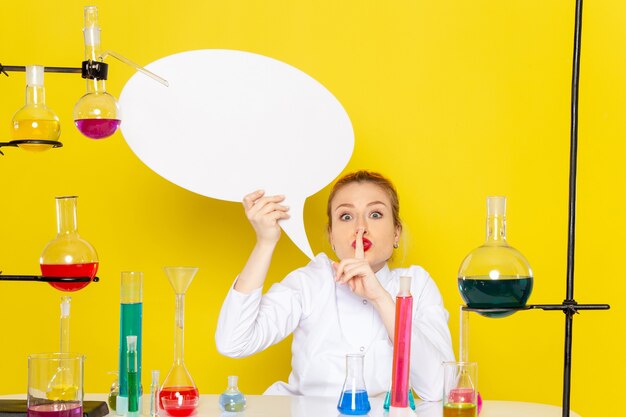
[215,253,454,401]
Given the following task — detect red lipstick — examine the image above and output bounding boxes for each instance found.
[352,237,372,252]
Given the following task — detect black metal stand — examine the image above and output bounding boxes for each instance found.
[0,140,63,155]
[0,275,99,283]
[0,61,111,155]
[462,1,611,416]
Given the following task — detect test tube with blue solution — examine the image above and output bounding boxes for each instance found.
[337,354,371,415]
[117,272,143,416]
[127,335,139,417]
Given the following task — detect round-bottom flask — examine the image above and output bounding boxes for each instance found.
[40,196,99,292]
[337,354,371,415]
[159,267,199,417]
[218,376,246,412]
[11,65,61,152]
[458,196,533,318]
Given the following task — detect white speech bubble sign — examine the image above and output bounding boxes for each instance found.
[119,49,354,259]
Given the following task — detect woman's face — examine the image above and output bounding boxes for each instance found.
[329,182,400,272]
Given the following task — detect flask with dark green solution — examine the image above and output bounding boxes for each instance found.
[458,196,533,318]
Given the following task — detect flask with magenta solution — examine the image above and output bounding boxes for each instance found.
[337,354,371,415]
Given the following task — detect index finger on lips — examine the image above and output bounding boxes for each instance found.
[355,227,365,259]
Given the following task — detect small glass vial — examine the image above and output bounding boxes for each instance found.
[218,376,246,412]
[150,370,160,417]
[337,354,371,415]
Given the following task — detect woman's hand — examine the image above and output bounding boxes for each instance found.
[243,190,290,246]
[333,227,388,303]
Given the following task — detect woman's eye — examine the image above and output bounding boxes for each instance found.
[370,211,383,219]
[339,213,353,221]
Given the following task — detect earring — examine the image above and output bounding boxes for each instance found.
[393,242,399,249]
[332,245,336,251]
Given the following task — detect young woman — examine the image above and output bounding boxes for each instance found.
[215,171,454,400]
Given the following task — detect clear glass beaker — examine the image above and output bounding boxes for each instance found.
[11,65,61,152]
[27,353,84,417]
[337,354,371,415]
[443,361,478,417]
[457,196,533,317]
[160,267,199,417]
[40,196,99,292]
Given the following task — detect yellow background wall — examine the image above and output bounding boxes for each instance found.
[1,1,624,416]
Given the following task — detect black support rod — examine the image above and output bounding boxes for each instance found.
[0,275,99,283]
[563,0,584,414]
[0,65,82,74]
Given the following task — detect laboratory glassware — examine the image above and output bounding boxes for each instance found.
[383,386,415,411]
[11,65,60,152]
[127,336,139,417]
[73,6,121,139]
[337,354,371,415]
[218,375,246,412]
[117,272,143,416]
[40,196,99,292]
[28,353,84,417]
[107,372,119,412]
[159,267,199,417]
[390,276,413,409]
[457,196,533,317]
[443,361,478,417]
[150,370,160,417]
[59,296,71,353]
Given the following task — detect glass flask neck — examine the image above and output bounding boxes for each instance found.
[486,214,506,243]
[485,196,507,244]
[56,197,79,235]
[60,296,71,353]
[86,78,107,94]
[83,6,101,62]
[227,376,239,391]
[25,85,46,106]
[345,354,365,380]
[173,293,185,365]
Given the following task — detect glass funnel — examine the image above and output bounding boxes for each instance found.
[160,267,199,417]
[40,196,99,292]
[457,196,533,318]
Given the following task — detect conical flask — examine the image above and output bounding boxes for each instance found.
[337,354,371,415]
[457,196,533,318]
[11,65,61,151]
[40,196,99,292]
[160,267,199,417]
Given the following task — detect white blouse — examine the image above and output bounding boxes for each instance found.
[215,253,454,401]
